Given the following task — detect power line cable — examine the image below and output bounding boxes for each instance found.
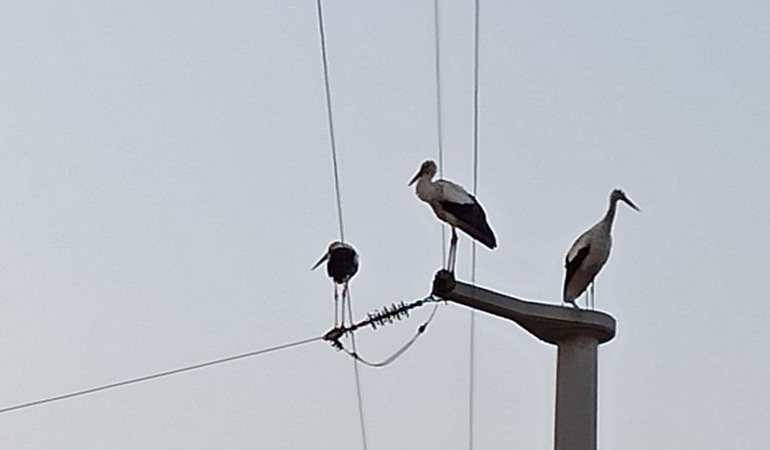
[434,0,447,266]
[314,4,368,448]
[469,1,481,449]
[345,292,369,450]
[315,0,345,243]
[314,3,366,447]
[0,336,322,414]
[339,302,440,368]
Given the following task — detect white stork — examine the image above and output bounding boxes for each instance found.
[563,189,639,309]
[312,241,359,327]
[409,160,496,272]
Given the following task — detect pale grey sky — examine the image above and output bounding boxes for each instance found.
[2,1,769,449]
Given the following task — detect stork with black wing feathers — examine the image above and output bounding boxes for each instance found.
[409,160,497,273]
[313,241,359,327]
[563,189,639,309]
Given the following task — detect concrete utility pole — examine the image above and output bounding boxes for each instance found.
[432,270,616,450]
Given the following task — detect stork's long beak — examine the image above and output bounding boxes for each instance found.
[311,252,329,271]
[408,170,422,186]
[622,197,640,212]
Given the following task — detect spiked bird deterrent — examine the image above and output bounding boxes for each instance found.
[563,189,639,309]
[409,160,496,272]
[312,241,359,327]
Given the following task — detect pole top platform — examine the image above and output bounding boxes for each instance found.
[432,270,616,345]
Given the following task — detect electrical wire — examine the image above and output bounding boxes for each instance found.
[314,4,369,449]
[339,303,440,368]
[345,291,369,450]
[469,1,480,448]
[0,336,323,414]
[434,0,447,266]
[314,3,368,448]
[315,0,345,243]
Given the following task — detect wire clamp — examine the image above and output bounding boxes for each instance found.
[323,326,346,349]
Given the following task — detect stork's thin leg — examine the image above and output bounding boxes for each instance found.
[445,233,453,270]
[443,244,448,271]
[448,228,459,272]
[590,282,595,310]
[333,284,339,327]
[341,282,349,328]
[344,284,355,333]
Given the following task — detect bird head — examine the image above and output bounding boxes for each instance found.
[611,189,640,212]
[311,241,350,270]
[408,160,438,186]
[311,242,336,270]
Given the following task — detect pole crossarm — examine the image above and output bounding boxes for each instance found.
[432,270,617,450]
[432,270,616,345]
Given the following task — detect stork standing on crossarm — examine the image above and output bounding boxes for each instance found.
[563,189,640,309]
[312,242,359,327]
[409,160,497,273]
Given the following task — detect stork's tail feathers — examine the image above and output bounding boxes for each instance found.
[477,232,496,250]
[466,221,497,250]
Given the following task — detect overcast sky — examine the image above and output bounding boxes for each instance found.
[2,1,769,449]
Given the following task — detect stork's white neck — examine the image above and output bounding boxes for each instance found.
[602,198,619,231]
[414,175,438,202]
